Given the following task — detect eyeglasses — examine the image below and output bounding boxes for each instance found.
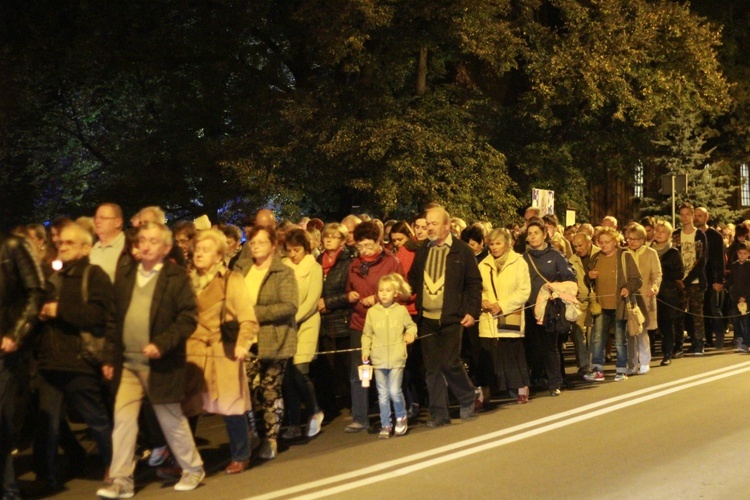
[626,237,643,242]
[323,235,342,240]
[356,242,378,252]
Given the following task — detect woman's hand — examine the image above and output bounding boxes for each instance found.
[620,288,629,298]
[360,295,376,307]
[234,345,249,361]
[347,291,360,303]
[317,298,326,312]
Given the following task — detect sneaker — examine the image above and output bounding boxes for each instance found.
[281,425,302,440]
[614,373,628,382]
[694,348,705,356]
[96,481,134,499]
[148,445,170,467]
[459,405,476,421]
[344,421,367,433]
[583,370,604,382]
[174,469,205,492]
[626,369,637,376]
[378,427,392,439]
[549,388,561,397]
[638,365,650,375]
[307,411,324,438]
[673,350,684,359]
[739,345,749,353]
[394,417,408,436]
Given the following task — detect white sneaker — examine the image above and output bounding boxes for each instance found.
[307,411,324,437]
[638,364,650,375]
[97,481,134,499]
[394,416,408,436]
[174,469,205,492]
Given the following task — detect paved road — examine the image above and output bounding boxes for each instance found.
[23,348,750,499]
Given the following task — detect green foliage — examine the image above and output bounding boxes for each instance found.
[0,0,739,230]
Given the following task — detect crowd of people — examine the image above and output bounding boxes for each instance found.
[0,200,748,498]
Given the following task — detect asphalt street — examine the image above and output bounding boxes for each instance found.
[21,347,750,499]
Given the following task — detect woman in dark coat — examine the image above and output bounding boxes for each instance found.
[315,222,354,413]
[652,221,684,366]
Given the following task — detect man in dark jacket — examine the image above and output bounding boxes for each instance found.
[408,207,482,427]
[694,207,727,348]
[98,222,204,498]
[0,231,45,499]
[32,223,113,495]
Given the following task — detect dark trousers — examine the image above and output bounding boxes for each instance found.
[525,308,562,391]
[314,335,350,414]
[419,318,475,422]
[704,288,725,347]
[36,370,112,483]
[283,362,319,426]
[348,330,370,426]
[0,360,20,496]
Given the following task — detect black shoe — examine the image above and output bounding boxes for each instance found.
[425,418,451,428]
[673,350,684,359]
[660,358,671,366]
[22,479,61,498]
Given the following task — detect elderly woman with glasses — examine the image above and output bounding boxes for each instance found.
[344,221,404,432]
[625,223,662,375]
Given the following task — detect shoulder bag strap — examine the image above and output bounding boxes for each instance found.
[81,264,91,304]
[220,270,231,324]
[526,254,550,284]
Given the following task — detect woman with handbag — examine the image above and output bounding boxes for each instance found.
[184,228,258,474]
[479,229,532,403]
[625,223,662,375]
[583,227,644,382]
[523,218,577,397]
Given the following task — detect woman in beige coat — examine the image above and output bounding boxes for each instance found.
[185,228,258,475]
[281,229,324,439]
[625,223,662,375]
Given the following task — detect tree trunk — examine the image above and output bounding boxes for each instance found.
[417,46,428,96]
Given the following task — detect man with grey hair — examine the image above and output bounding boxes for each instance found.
[31,223,113,496]
[98,222,204,497]
[408,207,482,427]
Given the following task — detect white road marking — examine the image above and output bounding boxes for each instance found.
[249,360,750,500]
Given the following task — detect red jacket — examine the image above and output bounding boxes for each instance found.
[346,252,404,332]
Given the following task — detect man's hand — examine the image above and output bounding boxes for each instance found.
[460,314,475,328]
[1,336,18,353]
[102,364,114,381]
[713,283,724,292]
[142,343,162,359]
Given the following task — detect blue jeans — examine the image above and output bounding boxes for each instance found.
[590,310,627,373]
[374,368,406,430]
[732,309,750,347]
[223,415,251,462]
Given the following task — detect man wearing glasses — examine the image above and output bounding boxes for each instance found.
[90,203,126,283]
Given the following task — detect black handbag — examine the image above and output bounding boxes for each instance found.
[220,271,240,344]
